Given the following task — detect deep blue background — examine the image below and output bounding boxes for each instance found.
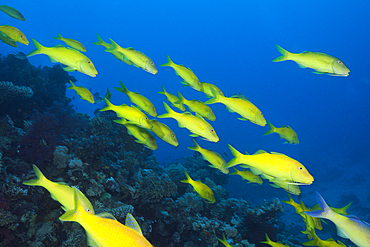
[1,0,370,206]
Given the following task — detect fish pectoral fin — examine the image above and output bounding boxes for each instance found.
[190,134,199,137]
[63,66,76,72]
[313,71,326,74]
[125,213,143,236]
[297,63,308,68]
[96,212,117,220]
[180,81,190,86]
[336,227,349,239]
[225,106,235,113]
[237,117,249,121]
[133,64,140,68]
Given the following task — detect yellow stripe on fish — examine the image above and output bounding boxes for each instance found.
[53,33,86,52]
[188,139,228,174]
[180,170,215,203]
[100,98,152,130]
[160,55,202,91]
[59,188,153,247]
[157,102,219,142]
[27,39,97,77]
[114,81,157,117]
[272,45,350,77]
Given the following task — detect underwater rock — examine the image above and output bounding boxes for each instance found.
[53,145,70,169]
[0,81,33,104]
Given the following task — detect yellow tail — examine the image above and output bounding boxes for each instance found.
[272,44,291,62]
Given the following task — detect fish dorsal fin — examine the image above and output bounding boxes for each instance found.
[253,150,267,155]
[126,47,135,50]
[336,227,349,239]
[125,213,143,235]
[347,215,360,221]
[97,212,116,220]
[270,151,287,156]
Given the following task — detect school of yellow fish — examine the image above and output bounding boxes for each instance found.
[3,4,369,247]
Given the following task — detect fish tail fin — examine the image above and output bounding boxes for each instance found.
[338,201,352,215]
[158,85,166,95]
[187,139,201,151]
[176,91,186,104]
[105,38,119,53]
[160,54,174,67]
[157,102,176,119]
[114,80,129,94]
[263,120,276,136]
[27,39,45,57]
[180,170,192,184]
[100,98,115,112]
[260,233,272,245]
[305,192,333,219]
[281,193,295,206]
[53,33,62,40]
[218,234,229,246]
[272,44,291,62]
[226,144,243,168]
[59,187,84,223]
[204,87,221,105]
[229,167,240,175]
[22,164,49,187]
[66,80,76,90]
[92,33,105,46]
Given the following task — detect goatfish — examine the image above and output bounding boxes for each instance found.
[303,228,347,247]
[227,145,314,185]
[158,102,219,142]
[0,25,28,45]
[282,194,305,215]
[180,170,215,203]
[269,179,301,195]
[0,5,25,21]
[106,39,158,75]
[188,139,228,174]
[100,98,152,130]
[93,34,133,65]
[306,192,370,247]
[201,82,224,98]
[263,120,299,144]
[158,85,185,111]
[53,33,86,52]
[149,119,178,147]
[67,81,94,103]
[301,201,323,239]
[60,188,153,247]
[23,164,94,214]
[205,88,266,126]
[218,234,235,247]
[261,233,289,247]
[177,92,215,121]
[27,39,97,77]
[160,55,202,91]
[272,45,350,77]
[114,119,157,150]
[114,81,157,117]
[0,31,17,47]
[229,167,263,185]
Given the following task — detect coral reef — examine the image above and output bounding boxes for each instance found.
[0,81,33,104]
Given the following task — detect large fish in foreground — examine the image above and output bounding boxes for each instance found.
[306,192,370,247]
[272,45,350,77]
[0,5,25,21]
[60,188,153,247]
[27,39,97,77]
[227,144,314,185]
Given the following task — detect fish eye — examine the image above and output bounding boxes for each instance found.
[337,61,343,64]
[211,129,214,132]
[171,134,175,138]
[86,208,91,213]
[299,167,303,170]
[87,61,91,64]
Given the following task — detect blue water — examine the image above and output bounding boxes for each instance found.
[1,0,370,221]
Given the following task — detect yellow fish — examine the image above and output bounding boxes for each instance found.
[158,85,185,111]
[269,179,301,195]
[160,55,202,91]
[218,234,235,247]
[0,5,25,21]
[188,139,228,174]
[261,233,289,247]
[301,201,322,239]
[27,39,97,77]
[205,88,266,126]
[106,39,158,74]
[200,82,224,98]
[180,170,215,203]
[229,167,263,184]
[93,34,133,65]
[53,33,86,52]
[0,31,17,47]
[272,45,350,77]
[282,194,304,215]
[306,192,370,247]
[101,98,152,130]
[158,102,219,142]
[23,164,94,214]
[263,120,299,144]
[311,201,353,215]
[114,119,157,150]
[60,188,153,247]
[303,228,347,247]
[114,81,157,117]
[0,25,28,45]
[67,81,94,103]
[149,119,178,147]
[177,92,215,121]
[227,145,314,185]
